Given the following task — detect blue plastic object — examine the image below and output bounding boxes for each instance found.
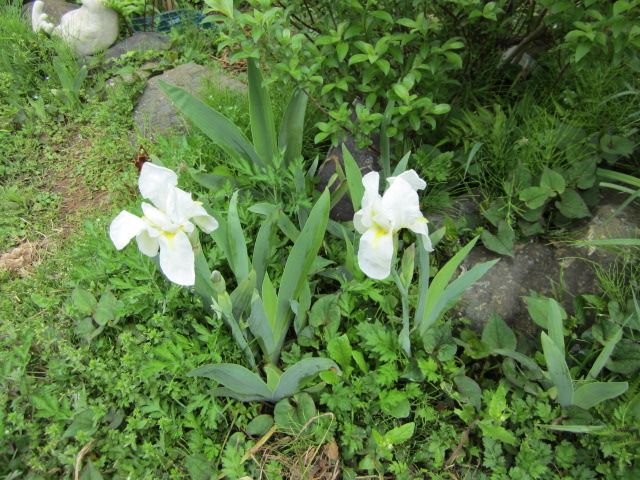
[131,9,214,33]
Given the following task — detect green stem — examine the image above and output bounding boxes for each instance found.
[392,270,412,358]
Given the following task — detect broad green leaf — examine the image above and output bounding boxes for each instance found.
[399,243,415,288]
[627,392,640,422]
[588,326,623,379]
[384,422,415,445]
[327,334,353,375]
[480,220,514,257]
[273,357,338,400]
[252,215,274,286]
[278,89,308,166]
[204,0,234,18]
[541,332,573,407]
[72,288,97,315]
[292,281,312,335]
[478,421,517,445]
[342,143,364,211]
[546,298,566,352]
[211,387,270,402]
[454,375,482,411]
[419,236,497,335]
[274,190,330,362]
[246,414,274,436]
[493,348,542,374]
[419,236,479,332]
[574,43,590,63]
[63,409,95,439]
[261,273,277,328]
[555,189,590,219]
[540,167,566,194]
[193,247,216,311]
[248,58,277,166]
[190,171,234,191]
[541,424,606,433]
[379,389,410,418]
[524,296,550,329]
[600,134,634,157]
[159,81,264,170]
[607,340,640,374]
[573,382,628,410]
[519,185,554,209]
[391,151,411,177]
[225,191,250,281]
[230,269,256,321]
[482,314,516,351]
[94,290,120,326]
[80,460,104,480]
[248,295,276,359]
[188,363,272,399]
[336,42,349,61]
[415,234,431,323]
[264,364,282,391]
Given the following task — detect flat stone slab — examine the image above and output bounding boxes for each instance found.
[104,32,171,61]
[132,62,245,141]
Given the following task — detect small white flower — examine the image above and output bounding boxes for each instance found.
[354,170,433,280]
[109,163,218,286]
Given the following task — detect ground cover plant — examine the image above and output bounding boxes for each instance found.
[1,0,639,479]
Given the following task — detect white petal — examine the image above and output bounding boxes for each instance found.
[353,209,368,233]
[362,171,380,195]
[358,227,395,280]
[141,203,174,230]
[193,212,218,233]
[408,217,434,252]
[110,211,147,250]
[387,169,426,191]
[136,230,160,257]
[381,177,424,231]
[165,187,191,222]
[139,163,178,209]
[355,171,389,233]
[167,188,218,233]
[158,230,195,286]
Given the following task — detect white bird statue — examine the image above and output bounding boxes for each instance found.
[32,0,119,57]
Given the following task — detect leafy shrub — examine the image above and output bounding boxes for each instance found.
[212,0,640,151]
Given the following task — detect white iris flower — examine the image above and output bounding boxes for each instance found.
[354,169,433,280]
[109,163,218,286]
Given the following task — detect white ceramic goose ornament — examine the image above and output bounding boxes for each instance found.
[32,0,119,57]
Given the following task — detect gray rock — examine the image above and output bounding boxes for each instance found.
[104,32,171,61]
[456,192,640,336]
[132,62,245,141]
[22,0,78,25]
[458,241,561,338]
[568,191,640,264]
[317,135,379,221]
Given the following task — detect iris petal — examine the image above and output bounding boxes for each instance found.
[139,163,177,210]
[110,211,147,250]
[158,230,195,286]
[407,217,433,252]
[357,227,394,280]
[381,177,423,230]
[136,230,160,257]
[387,169,426,191]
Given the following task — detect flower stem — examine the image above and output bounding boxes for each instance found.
[392,270,412,358]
